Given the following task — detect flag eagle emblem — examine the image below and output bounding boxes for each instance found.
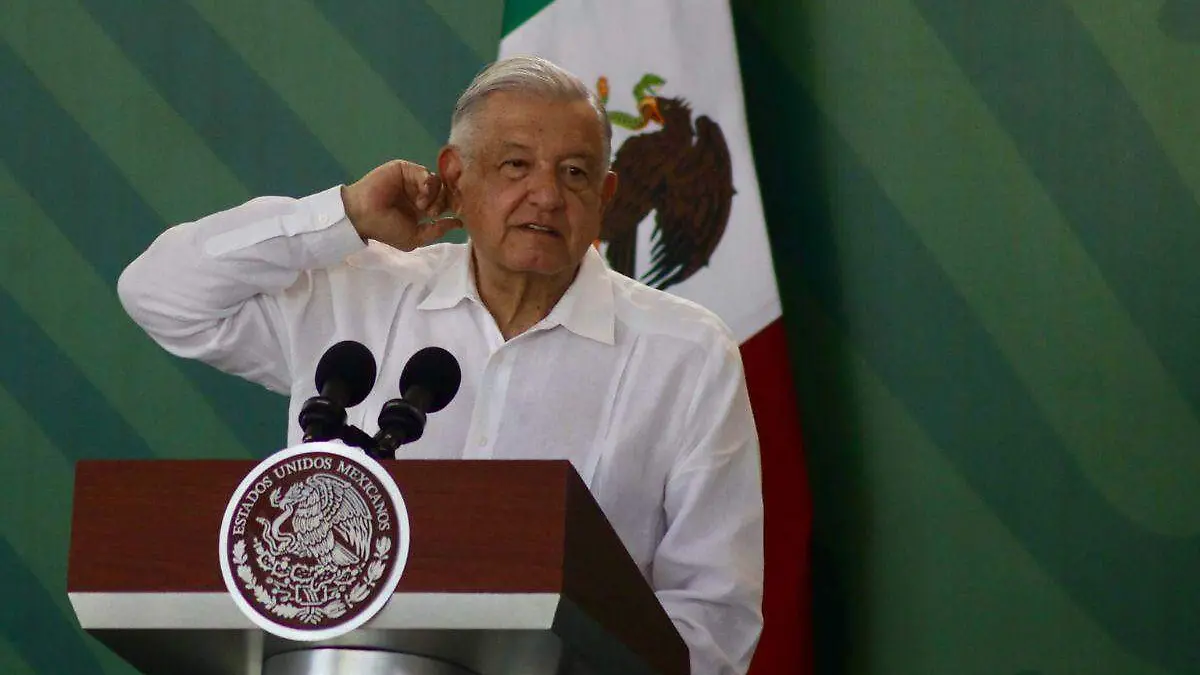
[598,74,736,290]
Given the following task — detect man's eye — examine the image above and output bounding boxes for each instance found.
[502,159,528,169]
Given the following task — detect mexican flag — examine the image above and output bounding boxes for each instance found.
[500,2,812,674]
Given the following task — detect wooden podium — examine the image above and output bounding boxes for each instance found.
[67,459,689,675]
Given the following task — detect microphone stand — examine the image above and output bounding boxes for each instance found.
[298,389,437,461]
[338,424,391,460]
[298,395,346,443]
[299,396,389,459]
[372,397,427,458]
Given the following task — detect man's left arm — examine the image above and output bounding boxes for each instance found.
[653,332,765,675]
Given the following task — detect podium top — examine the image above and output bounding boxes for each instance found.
[68,458,689,675]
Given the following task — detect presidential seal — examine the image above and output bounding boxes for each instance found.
[218,442,410,641]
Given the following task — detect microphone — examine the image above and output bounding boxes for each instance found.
[298,340,377,443]
[374,346,461,456]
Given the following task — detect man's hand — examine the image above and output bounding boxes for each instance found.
[341,160,461,251]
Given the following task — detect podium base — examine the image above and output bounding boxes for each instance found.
[264,648,475,675]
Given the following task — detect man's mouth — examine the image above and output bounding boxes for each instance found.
[518,223,560,236]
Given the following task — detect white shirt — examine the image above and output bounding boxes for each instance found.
[117,186,764,675]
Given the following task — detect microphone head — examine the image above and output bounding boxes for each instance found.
[314,340,377,407]
[399,346,461,413]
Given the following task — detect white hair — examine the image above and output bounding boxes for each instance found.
[448,55,612,171]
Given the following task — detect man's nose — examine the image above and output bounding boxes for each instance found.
[527,167,565,209]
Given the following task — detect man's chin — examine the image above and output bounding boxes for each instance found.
[500,252,582,280]
[470,240,585,284]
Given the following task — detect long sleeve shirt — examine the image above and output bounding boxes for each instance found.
[118,186,765,674]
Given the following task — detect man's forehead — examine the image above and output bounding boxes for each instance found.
[477,89,592,117]
[474,93,604,148]
[494,138,596,156]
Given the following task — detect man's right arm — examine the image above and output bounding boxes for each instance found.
[118,159,460,392]
[117,187,364,393]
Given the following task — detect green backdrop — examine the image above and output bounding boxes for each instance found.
[1,1,1196,674]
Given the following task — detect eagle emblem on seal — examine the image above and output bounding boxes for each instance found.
[235,472,391,625]
[220,445,408,639]
[597,73,736,290]
[257,474,372,568]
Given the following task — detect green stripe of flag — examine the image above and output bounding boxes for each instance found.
[501,0,553,36]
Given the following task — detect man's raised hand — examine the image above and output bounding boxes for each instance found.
[341,160,461,251]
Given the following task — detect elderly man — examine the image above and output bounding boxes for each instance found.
[119,55,763,674]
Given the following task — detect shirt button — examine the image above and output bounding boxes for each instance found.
[477,436,488,447]
[318,214,330,225]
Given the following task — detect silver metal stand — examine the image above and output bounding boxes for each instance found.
[263,649,478,675]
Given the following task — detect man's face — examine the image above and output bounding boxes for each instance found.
[440,92,616,284]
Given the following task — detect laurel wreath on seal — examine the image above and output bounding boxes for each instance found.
[232,536,392,624]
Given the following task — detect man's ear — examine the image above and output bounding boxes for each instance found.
[600,170,618,212]
[437,146,465,209]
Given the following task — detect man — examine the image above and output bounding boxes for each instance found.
[119,55,763,674]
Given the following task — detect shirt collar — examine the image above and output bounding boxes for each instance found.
[417,244,616,346]
[417,244,478,311]
[542,246,616,345]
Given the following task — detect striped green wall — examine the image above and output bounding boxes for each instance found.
[0,2,497,673]
[733,0,1200,673]
[1,1,1196,674]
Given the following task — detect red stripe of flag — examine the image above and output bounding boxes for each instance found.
[741,319,812,675]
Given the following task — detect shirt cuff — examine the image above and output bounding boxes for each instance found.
[298,185,367,266]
